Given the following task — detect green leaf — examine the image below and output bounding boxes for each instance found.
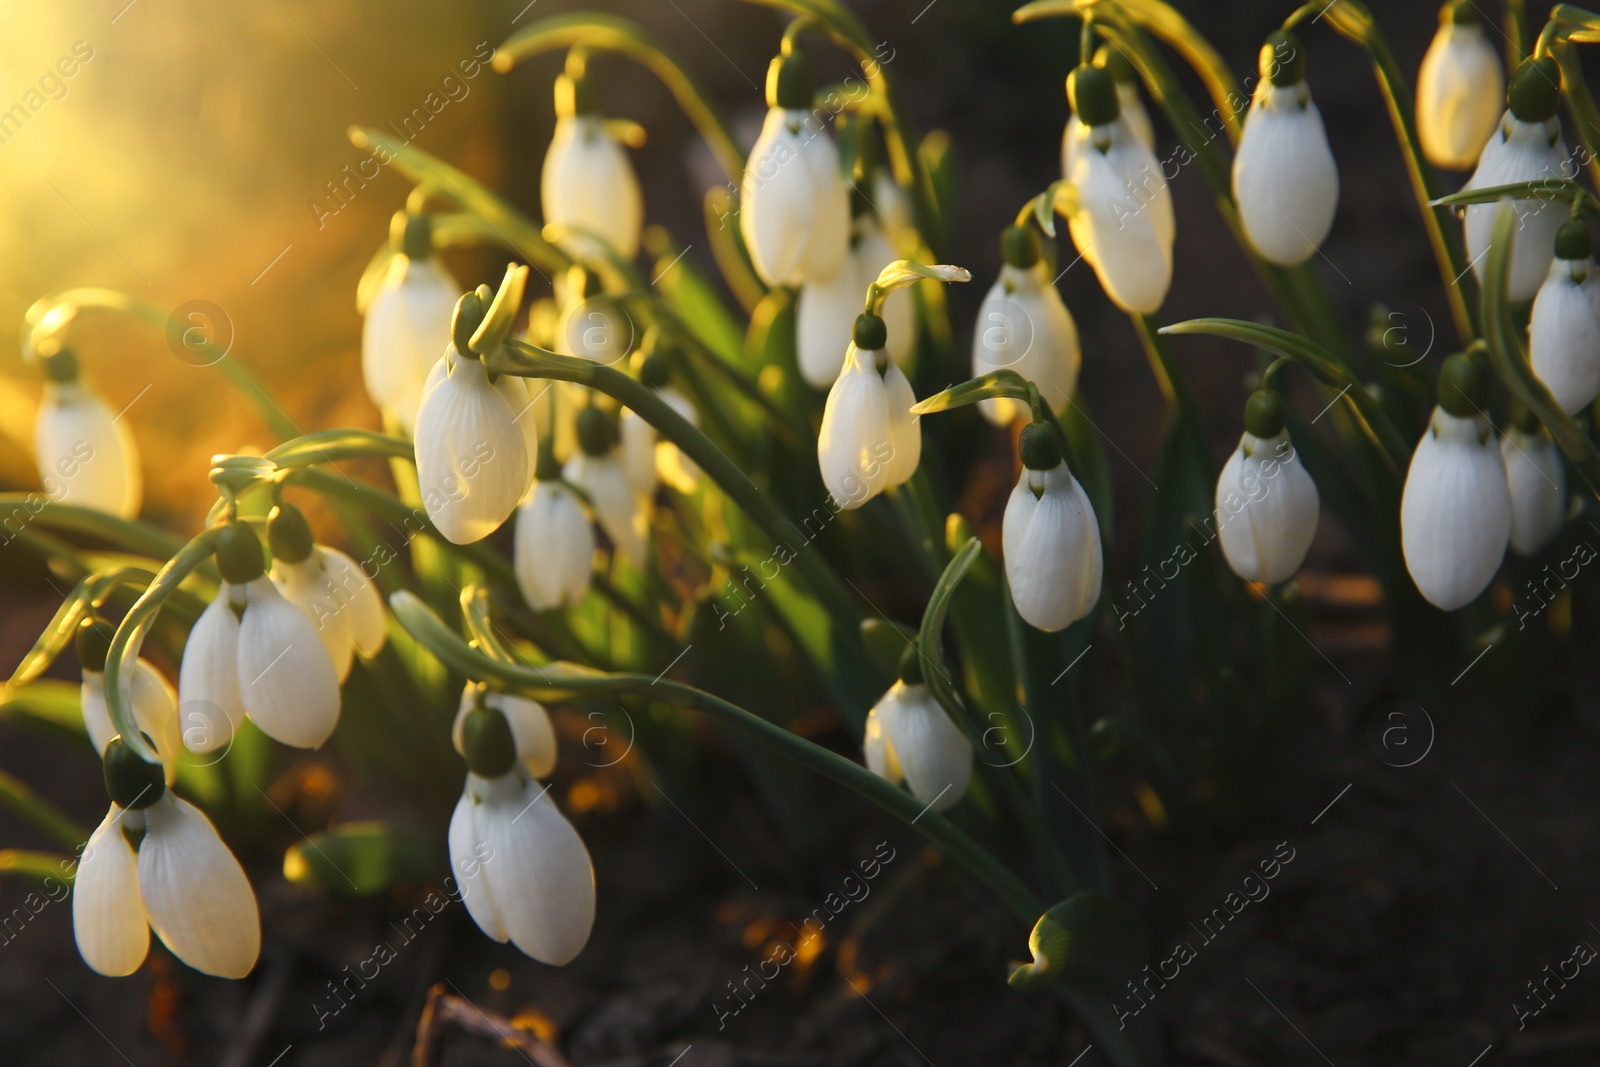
[0,850,75,888]
[1007,891,1149,993]
[0,680,86,741]
[283,822,442,898]
[9,587,91,688]
[0,769,89,850]
[910,369,1032,415]
[860,617,916,685]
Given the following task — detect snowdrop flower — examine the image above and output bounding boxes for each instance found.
[854,211,915,370]
[450,699,594,965]
[1062,45,1155,177]
[740,49,850,287]
[33,347,141,519]
[1214,391,1320,585]
[1063,63,1173,314]
[1002,422,1102,632]
[1502,409,1567,557]
[1417,2,1506,170]
[180,523,341,750]
[1529,220,1600,414]
[541,72,643,261]
[1465,57,1569,302]
[266,504,385,683]
[453,684,557,779]
[76,618,180,782]
[514,449,595,611]
[1232,32,1339,267]
[556,269,633,367]
[862,647,971,812]
[818,313,921,509]
[1401,354,1512,610]
[796,250,862,389]
[414,292,535,545]
[74,738,259,978]
[564,407,645,565]
[971,226,1080,425]
[362,213,460,431]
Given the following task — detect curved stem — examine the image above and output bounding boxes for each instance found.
[23,289,300,440]
[104,529,219,763]
[488,339,867,635]
[391,590,1042,922]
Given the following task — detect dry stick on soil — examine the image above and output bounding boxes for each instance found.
[412,984,573,1067]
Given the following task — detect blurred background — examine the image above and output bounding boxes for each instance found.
[5,1,1599,1065]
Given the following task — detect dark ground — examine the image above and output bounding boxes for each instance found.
[5,0,1600,1064]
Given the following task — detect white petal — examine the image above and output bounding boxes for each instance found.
[818,346,892,508]
[138,794,260,978]
[80,672,116,757]
[880,362,922,489]
[475,773,596,965]
[1529,257,1600,414]
[1067,130,1171,314]
[317,547,387,657]
[564,453,645,565]
[1233,81,1339,267]
[796,257,862,388]
[862,699,903,784]
[741,111,817,287]
[1118,83,1156,150]
[796,118,851,282]
[1003,463,1102,632]
[515,480,595,610]
[1214,431,1320,584]
[882,683,971,811]
[448,783,505,941]
[35,381,141,518]
[619,408,659,500]
[129,660,181,784]
[971,265,1080,425]
[1401,409,1512,610]
[73,805,149,977]
[413,350,532,544]
[541,115,643,261]
[1502,429,1567,556]
[178,589,245,754]
[1465,114,1569,302]
[270,556,355,682]
[237,578,342,749]
[1418,22,1505,170]
[362,256,460,430]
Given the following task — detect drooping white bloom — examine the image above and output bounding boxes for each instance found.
[81,660,181,783]
[1215,428,1321,585]
[1233,77,1339,267]
[818,319,920,509]
[271,547,386,683]
[74,793,260,978]
[450,770,594,965]
[565,409,645,565]
[557,292,633,367]
[796,255,861,389]
[35,363,142,519]
[1501,426,1567,556]
[1061,54,1156,180]
[862,678,972,812]
[1002,438,1102,632]
[362,251,460,431]
[514,479,594,610]
[1064,65,1173,315]
[1417,7,1506,170]
[453,685,557,780]
[181,523,342,751]
[1528,224,1600,414]
[541,100,643,260]
[740,53,850,287]
[972,229,1080,425]
[854,214,914,369]
[1465,58,1569,303]
[236,577,342,749]
[414,347,534,544]
[1401,406,1512,610]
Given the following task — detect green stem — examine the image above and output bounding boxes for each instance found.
[391,590,1042,922]
[1556,40,1600,190]
[23,289,299,440]
[104,529,220,763]
[488,340,867,637]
